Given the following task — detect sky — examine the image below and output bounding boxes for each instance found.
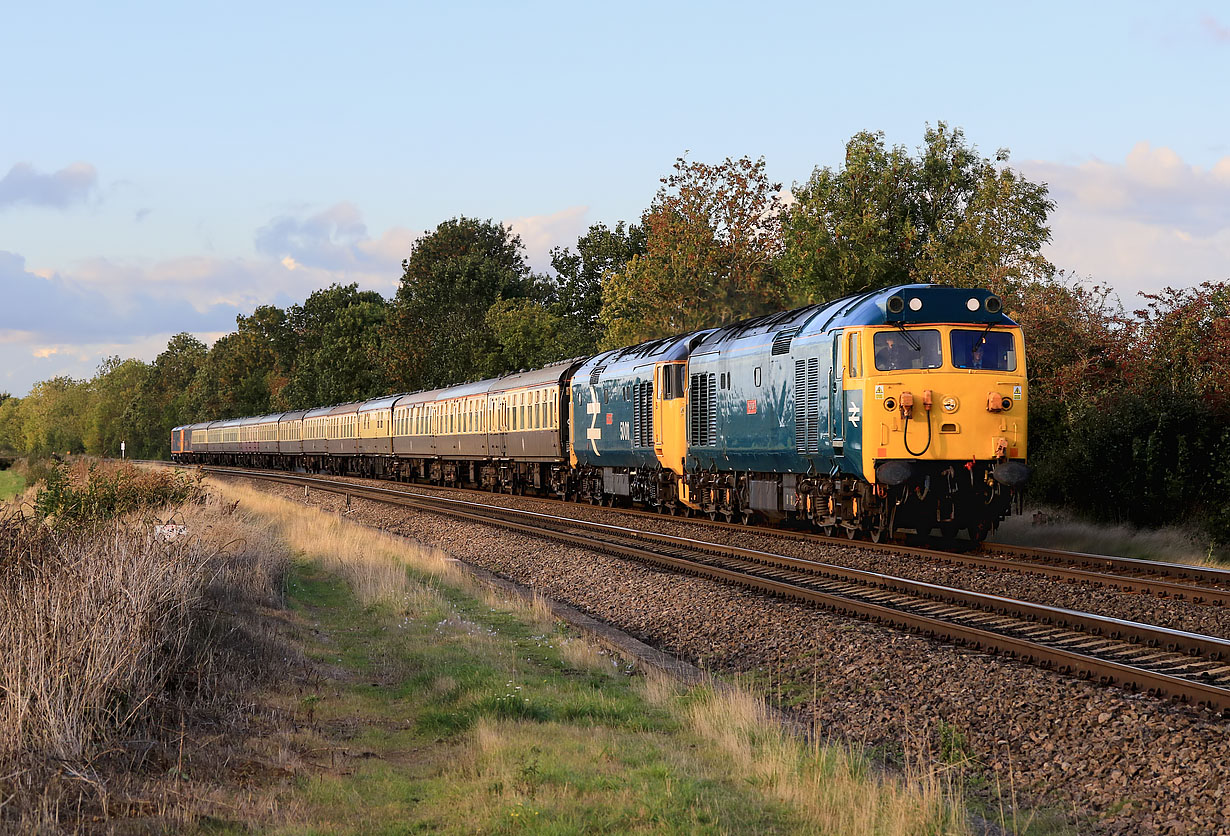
[2,1,1228,396]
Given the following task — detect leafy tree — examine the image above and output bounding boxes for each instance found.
[600,155,788,347]
[549,221,645,352]
[238,304,297,407]
[84,356,150,457]
[381,217,532,391]
[0,395,21,453]
[484,297,574,372]
[188,330,278,419]
[283,284,388,408]
[19,376,89,455]
[781,123,1055,303]
[129,333,208,457]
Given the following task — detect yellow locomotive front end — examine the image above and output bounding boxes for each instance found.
[852,319,1029,539]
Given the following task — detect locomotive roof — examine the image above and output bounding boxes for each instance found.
[692,284,1015,352]
[575,331,712,382]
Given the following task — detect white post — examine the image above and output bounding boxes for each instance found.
[121,441,126,459]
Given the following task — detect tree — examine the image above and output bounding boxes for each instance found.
[599,155,788,347]
[129,333,208,457]
[19,376,89,455]
[381,217,533,391]
[188,330,279,419]
[283,284,388,408]
[549,221,646,353]
[238,304,297,407]
[484,297,573,372]
[781,123,1055,304]
[84,356,150,457]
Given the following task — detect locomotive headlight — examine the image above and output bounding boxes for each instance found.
[985,296,1003,313]
[908,297,923,311]
[942,396,959,413]
[966,297,980,311]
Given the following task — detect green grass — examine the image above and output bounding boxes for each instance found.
[186,480,973,835]
[242,561,802,835]
[0,469,25,502]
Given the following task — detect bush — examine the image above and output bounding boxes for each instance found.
[0,470,289,830]
[34,460,202,527]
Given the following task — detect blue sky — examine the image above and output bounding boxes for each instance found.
[2,1,1228,395]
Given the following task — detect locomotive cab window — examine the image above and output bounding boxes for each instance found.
[660,364,685,400]
[873,330,941,371]
[951,329,1017,371]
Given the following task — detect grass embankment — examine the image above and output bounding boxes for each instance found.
[0,468,23,501]
[203,479,970,835]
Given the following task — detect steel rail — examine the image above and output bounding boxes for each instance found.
[183,462,1230,605]
[199,465,1230,713]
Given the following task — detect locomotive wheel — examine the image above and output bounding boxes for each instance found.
[820,524,835,537]
[844,526,858,540]
[707,511,718,521]
[868,526,887,543]
[740,511,754,526]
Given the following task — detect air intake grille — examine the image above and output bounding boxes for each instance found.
[633,380,654,447]
[794,357,819,453]
[689,372,717,446]
[772,327,801,356]
[589,365,607,386]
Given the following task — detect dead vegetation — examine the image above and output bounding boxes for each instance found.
[0,462,290,833]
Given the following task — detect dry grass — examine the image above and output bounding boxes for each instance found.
[203,478,465,609]
[0,463,292,832]
[995,506,1227,566]
[688,684,967,835]
[639,672,969,835]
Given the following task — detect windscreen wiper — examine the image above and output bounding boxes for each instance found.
[895,323,921,352]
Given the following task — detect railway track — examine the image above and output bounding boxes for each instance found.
[197,464,1230,713]
[170,462,1230,607]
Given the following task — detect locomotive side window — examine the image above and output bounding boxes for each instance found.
[951,330,1016,371]
[873,330,941,371]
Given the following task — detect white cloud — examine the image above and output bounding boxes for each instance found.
[1020,143,1230,300]
[504,205,590,272]
[1,202,412,395]
[0,161,98,210]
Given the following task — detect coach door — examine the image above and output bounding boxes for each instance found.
[830,334,845,456]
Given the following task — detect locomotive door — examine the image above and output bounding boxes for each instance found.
[830,335,845,456]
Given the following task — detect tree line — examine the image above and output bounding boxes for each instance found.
[3,123,1226,542]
